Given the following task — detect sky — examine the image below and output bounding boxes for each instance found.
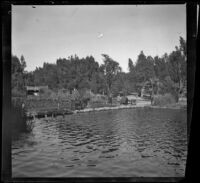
[12,5,186,72]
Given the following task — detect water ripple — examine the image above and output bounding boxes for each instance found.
[12,108,187,177]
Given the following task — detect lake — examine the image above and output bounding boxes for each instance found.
[12,107,187,177]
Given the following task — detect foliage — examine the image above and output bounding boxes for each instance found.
[11,105,34,138]
[31,55,106,94]
[128,58,134,72]
[88,94,112,108]
[153,93,176,106]
[120,96,128,105]
[12,36,186,104]
[129,37,186,100]
[12,55,27,97]
[39,87,53,98]
[111,72,132,97]
[101,54,122,96]
[128,51,155,93]
[154,55,168,81]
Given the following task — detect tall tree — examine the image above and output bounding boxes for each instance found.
[167,49,185,101]
[101,54,121,96]
[24,72,34,86]
[160,37,187,101]
[133,51,155,92]
[179,36,187,57]
[12,55,27,96]
[154,55,168,81]
[128,58,134,72]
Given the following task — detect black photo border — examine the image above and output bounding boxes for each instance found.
[2,0,198,182]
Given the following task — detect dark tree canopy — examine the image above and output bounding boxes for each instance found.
[101,54,122,95]
[12,37,186,101]
[128,58,134,72]
[12,55,27,96]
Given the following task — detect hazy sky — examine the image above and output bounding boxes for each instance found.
[12,5,186,72]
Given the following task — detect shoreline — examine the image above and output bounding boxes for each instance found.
[26,100,186,119]
[74,103,186,114]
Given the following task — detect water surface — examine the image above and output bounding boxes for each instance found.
[12,108,187,177]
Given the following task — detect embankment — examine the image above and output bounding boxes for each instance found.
[17,97,186,119]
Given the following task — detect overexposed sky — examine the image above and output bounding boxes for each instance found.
[12,5,186,72]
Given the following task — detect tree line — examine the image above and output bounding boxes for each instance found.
[12,36,186,102]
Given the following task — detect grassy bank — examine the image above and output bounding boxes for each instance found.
[12,90,187,121]
[24,98,72,111]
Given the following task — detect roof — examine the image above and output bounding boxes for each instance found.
[26,86,39,91]
[26,86,48,91]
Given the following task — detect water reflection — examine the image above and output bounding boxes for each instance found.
[12,108,187,177]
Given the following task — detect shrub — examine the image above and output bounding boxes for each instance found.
[88,94,108,108]
[39,87,53,98]
[153,93,176,106]
[12,97,25,107]
[11,105,34,139]
[120,96,128,105]
[71,89,81,101]
[90,94,107,102]
[12,88,26,97]
[57,90,71,101]
[81,90,94,101]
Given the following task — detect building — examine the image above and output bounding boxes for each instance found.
[26,86,48,96]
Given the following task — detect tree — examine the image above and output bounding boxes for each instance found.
[12,55,27,96]
[179,36,187,93]
[24,72,34,86]
[167,44,186,101]
[151,37,187,101]
[101,54,121,96]
[128,58,134,72]
[179,36,186,57]
[31,55,107,95]
[132,51,155,93]
[33,67,45,86]
[22,36,186,103]
[111,72,133,96]
[154,55,169,81]
[20,55,27,71]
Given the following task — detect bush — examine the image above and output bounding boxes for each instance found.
[84,91,94,100]
[56,90,71,101]
[12,88,26,97]
[120,96,128,105]
[70,89,81,101]
[90,94,107,102]
[25,98,72,111]
[88,94,108,108]
[11,106,34,138]
[153,93,176,106]
[12,97,26,107]
[39,88,56,99]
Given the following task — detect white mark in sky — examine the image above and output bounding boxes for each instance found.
[97,33,103,38]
